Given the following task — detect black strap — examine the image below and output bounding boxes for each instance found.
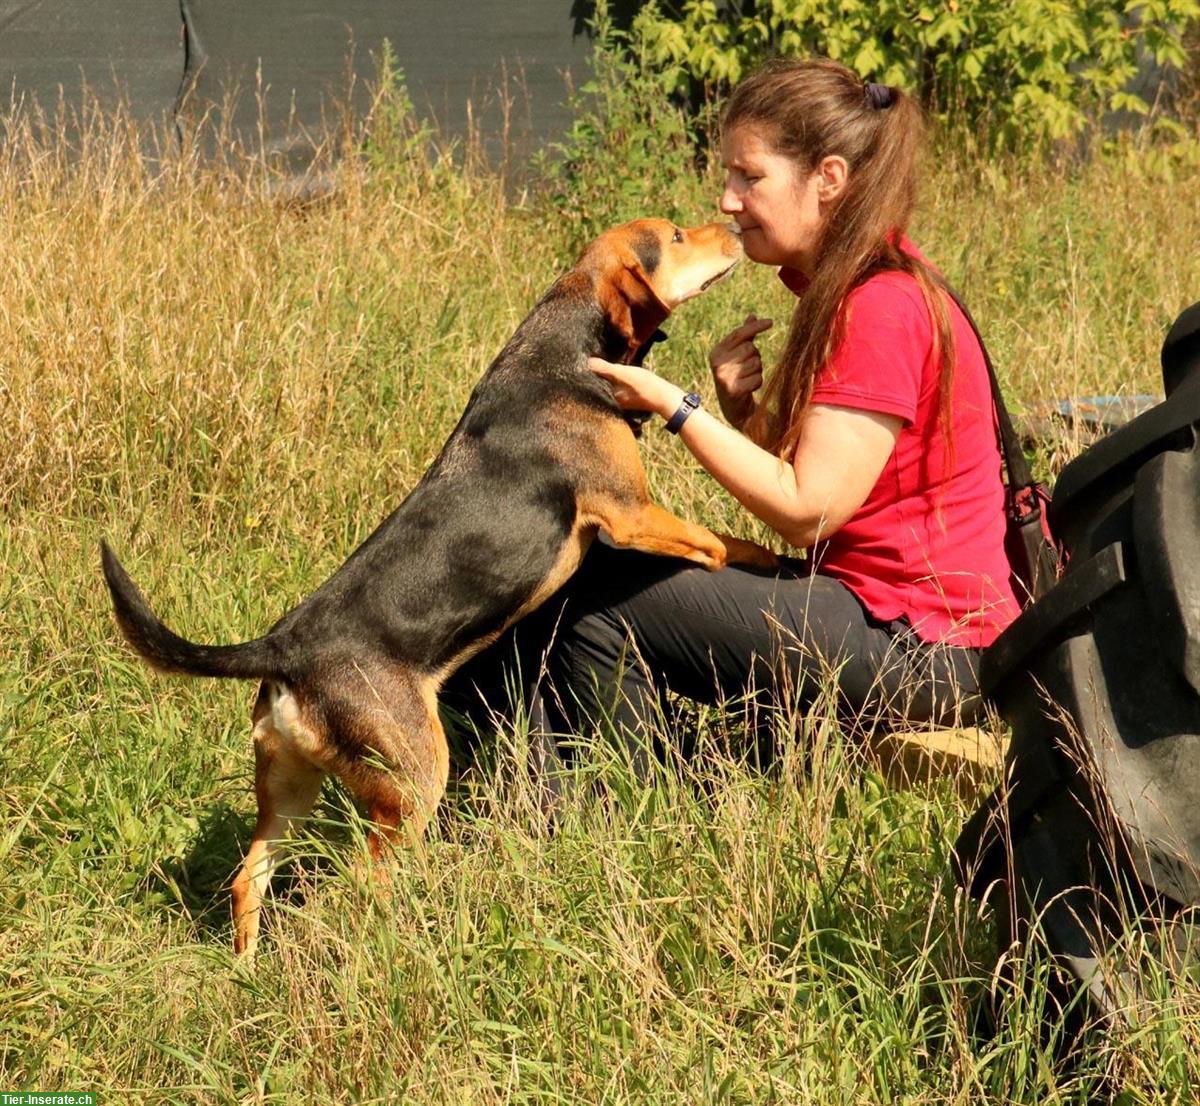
[936,280,1036,492]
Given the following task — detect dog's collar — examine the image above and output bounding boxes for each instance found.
[630,327,669,367]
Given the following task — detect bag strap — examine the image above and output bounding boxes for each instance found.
[936,280,1037,492]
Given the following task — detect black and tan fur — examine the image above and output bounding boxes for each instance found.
[101,218,775,957]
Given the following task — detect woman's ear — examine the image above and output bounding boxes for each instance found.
[816,154,849,203]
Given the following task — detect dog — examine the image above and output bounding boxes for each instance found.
[101,217,776,957]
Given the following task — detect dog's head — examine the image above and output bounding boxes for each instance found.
[580,218,743,361]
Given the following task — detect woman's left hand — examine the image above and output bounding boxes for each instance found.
[587,357,684,419]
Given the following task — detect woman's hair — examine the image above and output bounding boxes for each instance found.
[723,58,955,459]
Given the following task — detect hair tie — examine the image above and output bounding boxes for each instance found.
[864,82,896,110]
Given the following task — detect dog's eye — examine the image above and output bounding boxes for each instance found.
[672,228,684,244]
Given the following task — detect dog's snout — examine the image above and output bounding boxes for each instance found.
[720,221,745,257]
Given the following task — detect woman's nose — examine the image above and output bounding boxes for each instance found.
[719,184,741,214]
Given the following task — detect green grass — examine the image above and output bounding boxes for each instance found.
[2,95,1199,1103]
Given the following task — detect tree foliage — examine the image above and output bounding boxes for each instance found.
[630,0,1200,146]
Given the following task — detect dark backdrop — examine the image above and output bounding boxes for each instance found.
[1,1,592,170]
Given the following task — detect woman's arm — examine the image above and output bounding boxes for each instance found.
[682,401,901,548]
[588,359,900,549]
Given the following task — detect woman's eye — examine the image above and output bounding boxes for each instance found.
[672,229,684,243]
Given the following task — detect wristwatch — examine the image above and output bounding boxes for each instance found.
[665,391,702,434]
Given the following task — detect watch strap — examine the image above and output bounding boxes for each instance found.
[665,391,702,434]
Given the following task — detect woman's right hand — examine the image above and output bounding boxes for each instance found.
[709,313,773,429]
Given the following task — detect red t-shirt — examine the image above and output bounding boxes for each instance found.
[779,244,1020,648]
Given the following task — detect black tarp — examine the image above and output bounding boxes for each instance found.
[1,0,182,122]
[1,1,590,169]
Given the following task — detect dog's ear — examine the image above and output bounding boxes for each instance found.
[600,262,670,361]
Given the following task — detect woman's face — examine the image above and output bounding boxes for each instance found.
[719,124,839,275]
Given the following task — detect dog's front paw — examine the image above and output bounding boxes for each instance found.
[717,535,779,569]
[682,542,727,571]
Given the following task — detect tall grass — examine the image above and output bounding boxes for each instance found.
[2,80,1199,1103]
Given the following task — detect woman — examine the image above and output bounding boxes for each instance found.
[449,58,1019,773]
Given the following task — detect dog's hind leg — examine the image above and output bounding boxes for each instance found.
[328,670,451,870]
[231,703,326,958]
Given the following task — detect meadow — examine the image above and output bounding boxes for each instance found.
[2,82,1199,1102]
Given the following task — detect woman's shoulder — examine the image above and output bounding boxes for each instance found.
[848,238,938,309]
[844,267,931,338]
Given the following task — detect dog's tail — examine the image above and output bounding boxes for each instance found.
[100,540,286,680]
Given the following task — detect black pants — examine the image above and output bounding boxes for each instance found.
[442,537,984,778]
